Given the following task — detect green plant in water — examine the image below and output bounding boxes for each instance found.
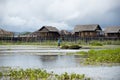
[78,48,120,64]
[0,68,91,80]
[90,41,103,46]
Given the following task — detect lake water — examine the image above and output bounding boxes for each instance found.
[0,45,120,80]
[0,55,120,80]
[0,55,82,68]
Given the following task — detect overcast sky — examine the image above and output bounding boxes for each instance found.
[0,0,120,32]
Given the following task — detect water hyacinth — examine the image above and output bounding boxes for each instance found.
[0,68,91,80]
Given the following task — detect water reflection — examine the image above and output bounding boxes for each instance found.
[0,55,80,69]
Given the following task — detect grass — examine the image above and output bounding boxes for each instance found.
[0,40,120,50]
[0,40,120,45]
[0,68,90,80]
[102,40,120,45]
[0,72,2,78]
[77,48,120,64]
[89,41,103,46]
[0,40,58,46]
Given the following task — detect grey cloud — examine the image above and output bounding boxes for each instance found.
[0,0,120,32]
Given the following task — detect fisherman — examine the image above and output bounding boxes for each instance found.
[57,38,61,48]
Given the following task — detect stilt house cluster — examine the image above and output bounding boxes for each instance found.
[0,24,120,41]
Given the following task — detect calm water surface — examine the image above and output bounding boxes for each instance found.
[0,55,120,80]
[0,55,81,68]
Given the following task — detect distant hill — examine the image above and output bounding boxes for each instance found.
[13,32,20,36]
[20,32,32,35]
[13,32,31,37]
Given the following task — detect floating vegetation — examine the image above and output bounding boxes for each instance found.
[61,44,82,49]
[77,48,120,64]
[0,68,91,80]
[61,45,69,49]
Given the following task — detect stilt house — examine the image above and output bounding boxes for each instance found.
[74,24,102,37]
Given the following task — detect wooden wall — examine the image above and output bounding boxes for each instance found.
[75,31,101,37]
[105,33,120,37]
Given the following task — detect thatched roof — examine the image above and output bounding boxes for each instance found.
[38,26,59,32]
[31,26,60,36]
[31,31,38,35]
[60,30,71,35]
[74,24,102,32]
[104,26,120,33]
[0,28,13,35]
